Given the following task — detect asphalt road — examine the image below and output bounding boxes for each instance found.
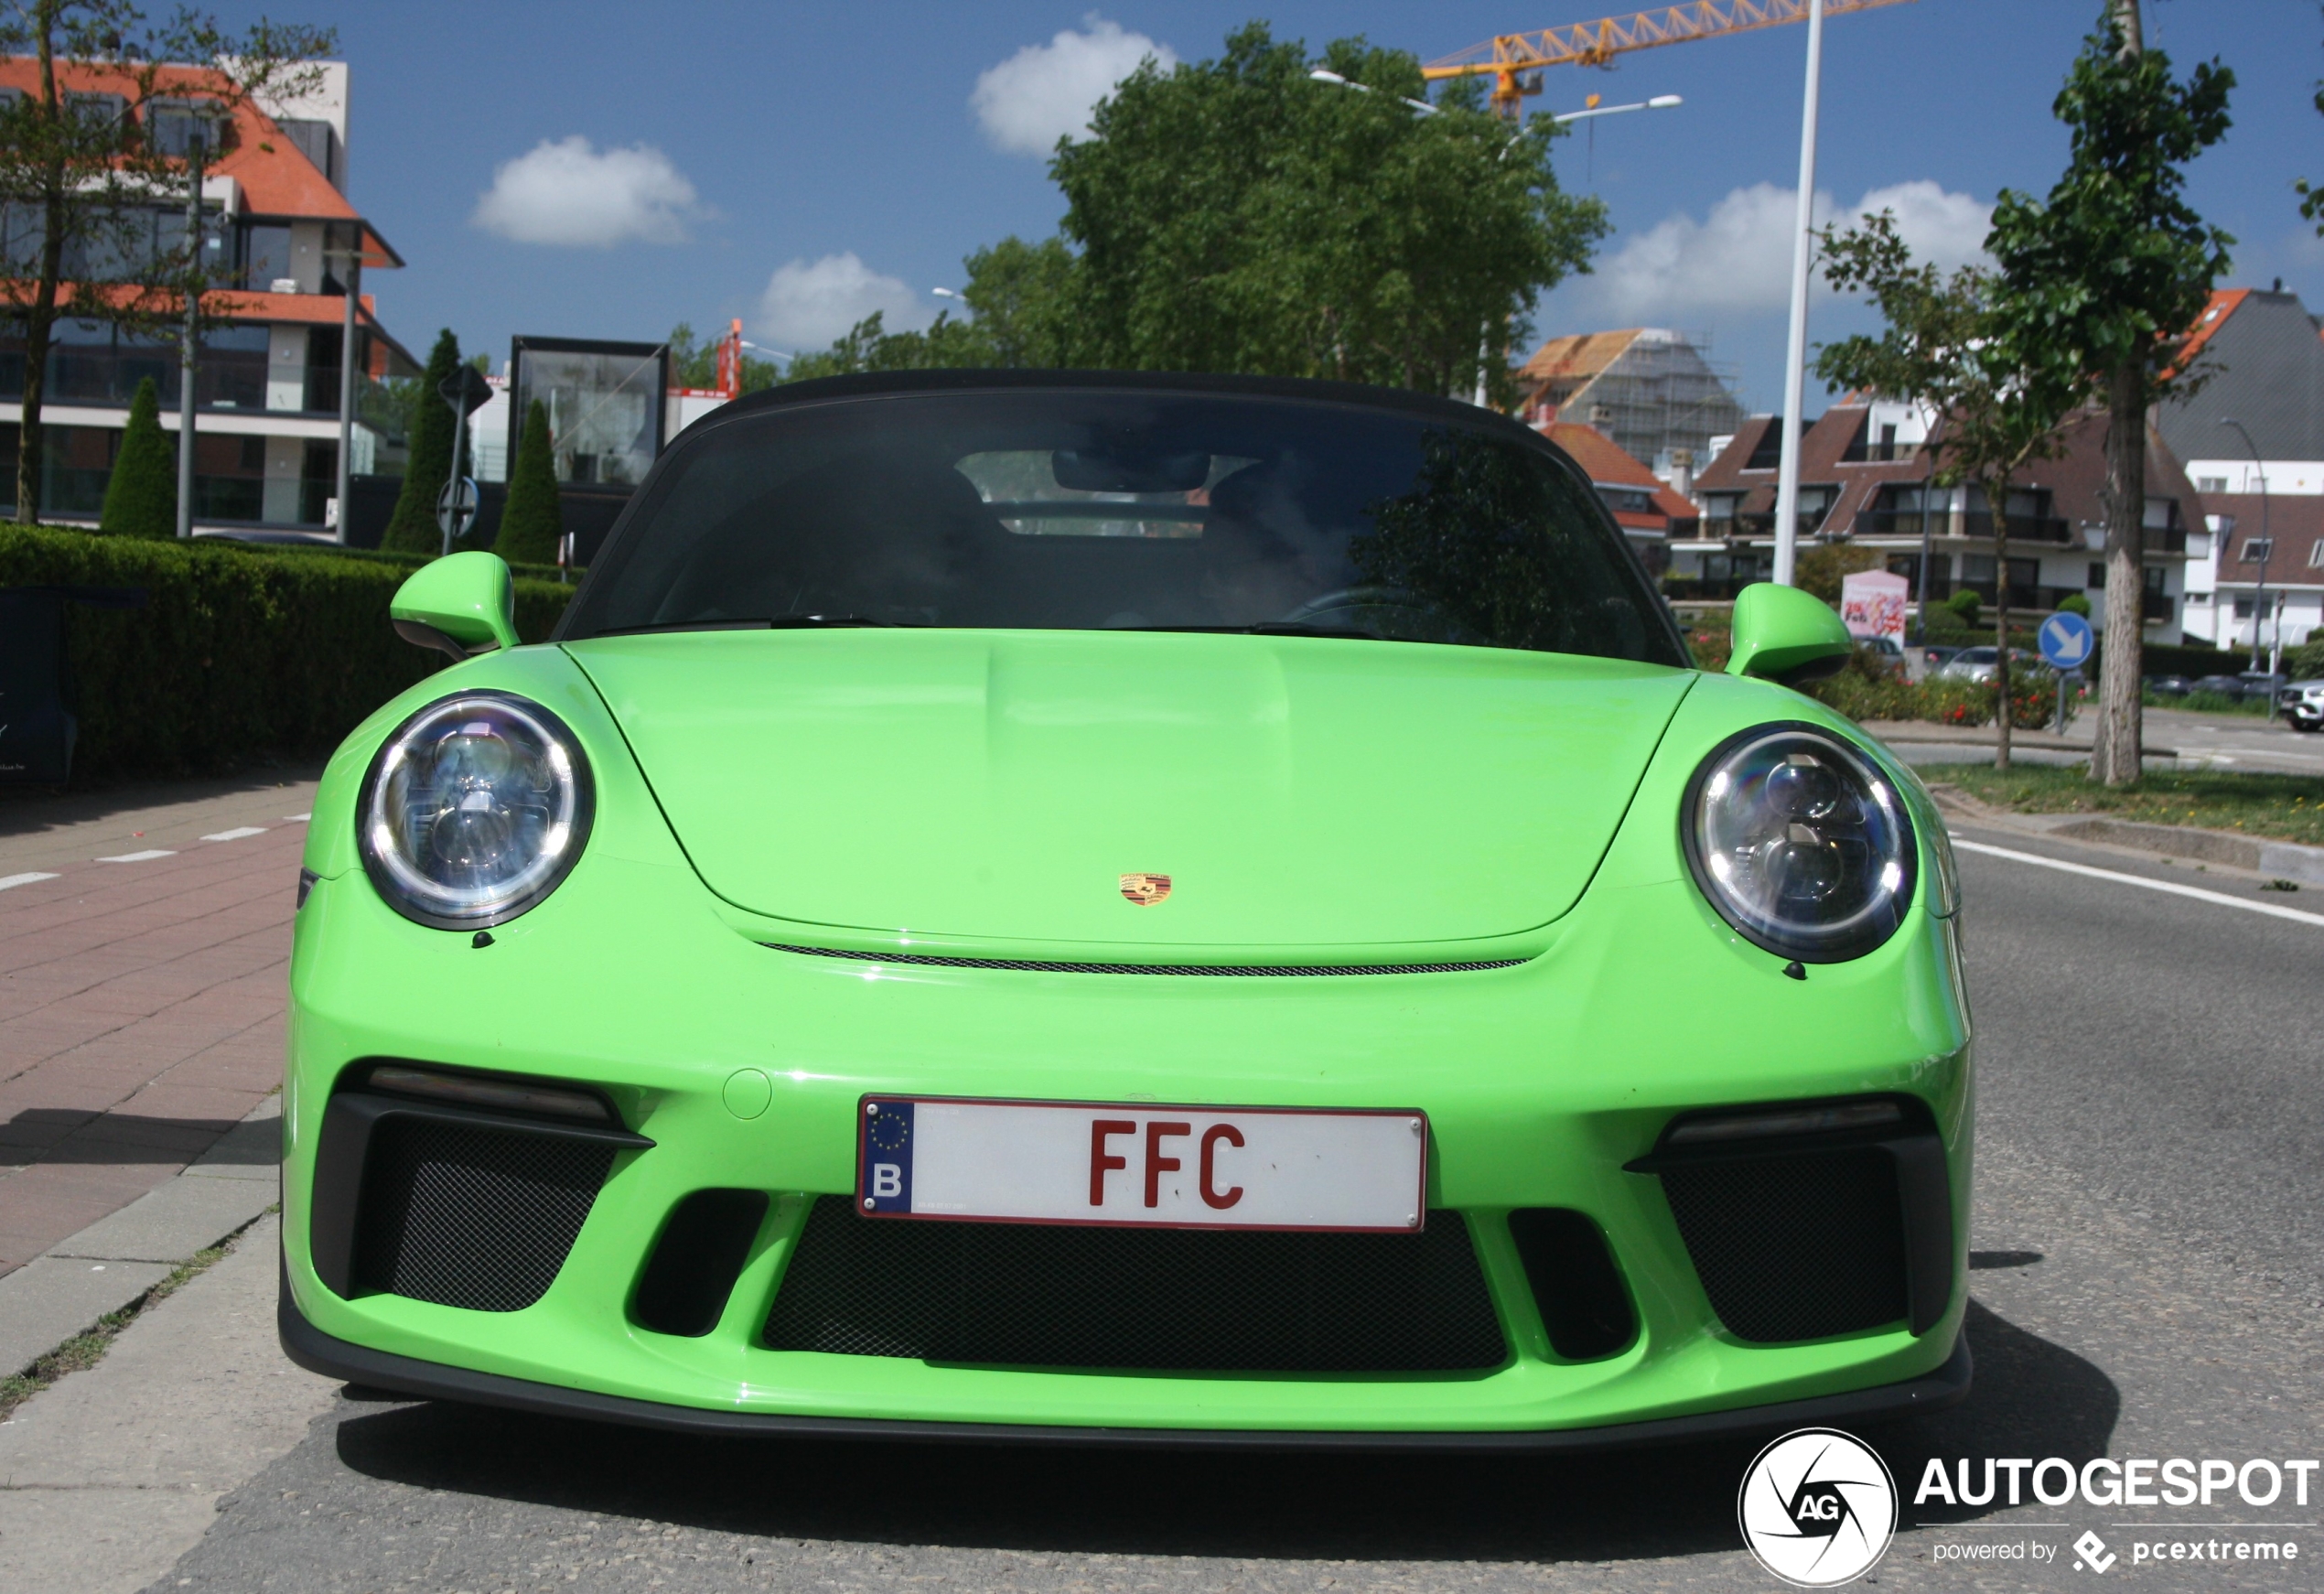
[152,830,2324,1593]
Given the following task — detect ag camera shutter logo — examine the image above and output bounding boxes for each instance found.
[1738,1428,1898,1587]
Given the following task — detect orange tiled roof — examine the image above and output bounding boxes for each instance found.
[0,57,399,264]
[1516,328,1641,385]
[2170,287,2250,379]
[1541,421,1695,522]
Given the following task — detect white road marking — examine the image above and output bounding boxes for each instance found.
[1953,838,2324,928]
[0,871,60,890]
[284,813,311,822]
[95,849,177,863]
[199,826,268,842]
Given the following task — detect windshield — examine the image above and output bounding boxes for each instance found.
[561,389,1685,665]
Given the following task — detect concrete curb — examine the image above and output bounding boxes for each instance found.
[0,1096,279,1378]
[2038,817,2324,886]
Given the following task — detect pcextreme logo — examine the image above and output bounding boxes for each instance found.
[1738,1427,1899,1588]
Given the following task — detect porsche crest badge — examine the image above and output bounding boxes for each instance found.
[1119,873,1172,906]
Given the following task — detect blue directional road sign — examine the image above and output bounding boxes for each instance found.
[2038,610,2094,671]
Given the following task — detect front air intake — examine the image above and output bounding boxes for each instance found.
[353,1117,614,1312]
[764,1198,1507,1373]
[1631,1096,1952,1344]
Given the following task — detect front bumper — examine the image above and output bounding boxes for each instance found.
[280,1257,1970,1449]
[283,848,1974,1438]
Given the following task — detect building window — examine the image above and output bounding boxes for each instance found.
[2142,496,2182,532]
[2087,561,2105,587]
[2196,476,2227,493]
[2241,536,2274,565]
[2233,597,2255,619]
[2310,542,2324,569]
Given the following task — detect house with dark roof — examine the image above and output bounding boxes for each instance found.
[1685,401,2202,639]
[2157,286,2324,650]
[1535,420,1696,575]
[0,57,419,535]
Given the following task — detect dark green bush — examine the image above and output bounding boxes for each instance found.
[494,397,565,565]
[1945,588,1981,628]
[99,378,177,539]
[0,522,572,780]
[381,328,463,555]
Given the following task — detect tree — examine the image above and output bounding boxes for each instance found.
[0,2,333,524]
[1818,212,2071,771]
[669,321,780,393]
[1795,543,1882,607]
[1050,26,1605,396]
[96,372,169,535]
[957,235,1075,368]
[1985,1,2232,784]
[783,309,994,382]
[492,397,562,565]
[379,328,461,555]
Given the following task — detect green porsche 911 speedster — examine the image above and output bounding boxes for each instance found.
[279,370,1971,1446]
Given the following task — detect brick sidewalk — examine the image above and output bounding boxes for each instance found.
[0,780,318,1275]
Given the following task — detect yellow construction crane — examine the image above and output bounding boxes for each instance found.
[1425,0,1915,121]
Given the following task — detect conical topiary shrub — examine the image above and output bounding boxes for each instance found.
[493,397,564,566]
[380,328,461,555]
[100,376,178,538]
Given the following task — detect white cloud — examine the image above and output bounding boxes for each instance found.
[471,136,702,248]
[1581,179,1992,321]
[757,253,926,349]
[971,16,1176,156]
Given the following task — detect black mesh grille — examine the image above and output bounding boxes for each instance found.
[1658,1147,1909,1343]
[764,1199,1507,1373]
[765,944,1525,976]
[354,1119,613,1312]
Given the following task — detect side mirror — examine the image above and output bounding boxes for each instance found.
[390,551,519,662]
[1724,581,1853,685]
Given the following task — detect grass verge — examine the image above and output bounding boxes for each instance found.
[0,1208,272,1422]
[1932,764,2324,846]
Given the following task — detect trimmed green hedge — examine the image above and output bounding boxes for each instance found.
[0,523,574,781]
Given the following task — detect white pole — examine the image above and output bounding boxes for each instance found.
[1771,0,1824,587]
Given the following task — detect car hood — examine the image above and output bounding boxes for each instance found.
[566,630,1694,949]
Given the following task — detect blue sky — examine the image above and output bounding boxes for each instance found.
[224,0,2323,414]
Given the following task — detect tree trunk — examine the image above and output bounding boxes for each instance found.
[2091,0,2147,785]
[1991,477,2012,771]
[2093,369,2146,784]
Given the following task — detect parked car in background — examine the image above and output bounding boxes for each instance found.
[1857,635,1908,678]
[1921,646,1962,672]
[2282,679,2324,733]
[2188,673,2247,700]
[2144,673,2191,698]
[1936,646,2039,684]
[2237,672,2288,702]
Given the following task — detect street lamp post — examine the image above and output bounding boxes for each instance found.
[2219,417,2274,708]
[1772,0,1826,587]
[176,131,206,539]
[326,237,361,545]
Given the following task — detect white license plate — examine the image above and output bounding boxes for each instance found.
[855,1097,1427,1232]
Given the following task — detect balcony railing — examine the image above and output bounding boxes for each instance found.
[1858,511,2074,544]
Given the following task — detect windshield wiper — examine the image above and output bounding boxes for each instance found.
[1121,622,1393,641]
[591,614,904,637]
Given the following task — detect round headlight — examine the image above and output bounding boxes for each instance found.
[1680,723,1915,963]
[358,692,593,929]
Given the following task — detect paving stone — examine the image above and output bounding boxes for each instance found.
[0,1255,172,1376]
[44,1170,275,1266]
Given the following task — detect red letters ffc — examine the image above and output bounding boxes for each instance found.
[1087,1116,1245,1211]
